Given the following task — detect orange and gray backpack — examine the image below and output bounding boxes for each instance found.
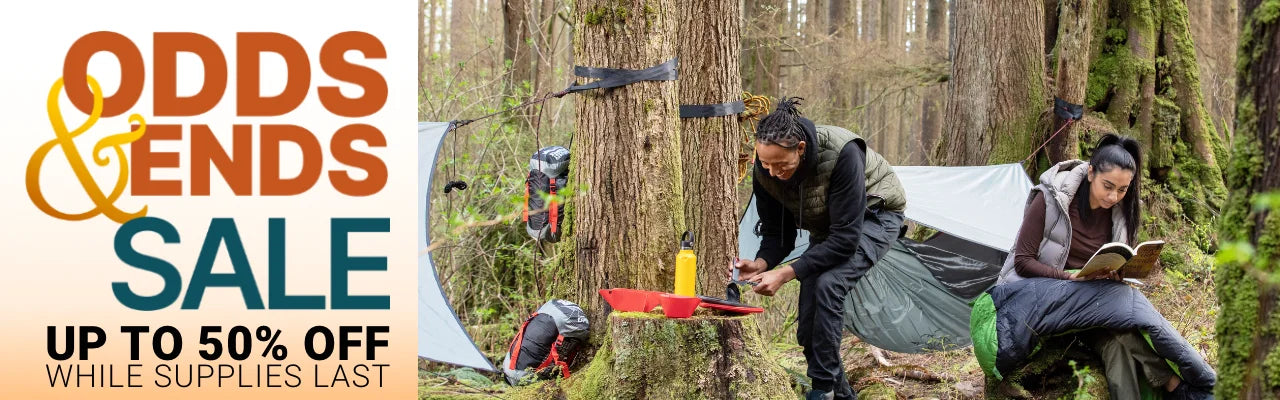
[501,299,588,385]
[524,146,570,242]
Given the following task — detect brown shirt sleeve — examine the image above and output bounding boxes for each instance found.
[1013,192,1073,280]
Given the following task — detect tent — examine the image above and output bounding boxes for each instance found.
[420,119,1037,367]
[738,163,1035,353]
[419,122,496,371]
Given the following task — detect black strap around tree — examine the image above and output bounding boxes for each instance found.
[564,58,679,94]
[1054,97,1084,120]
[680,100,746,118]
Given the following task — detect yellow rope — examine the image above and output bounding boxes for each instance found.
[736,93,771,183]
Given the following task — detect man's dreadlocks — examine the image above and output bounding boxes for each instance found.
[755,97,806,148]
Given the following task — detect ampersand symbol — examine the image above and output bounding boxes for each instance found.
[26,75,148,224]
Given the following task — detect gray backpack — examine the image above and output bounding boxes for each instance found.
[523,146,570,242]
[501,299,589,385]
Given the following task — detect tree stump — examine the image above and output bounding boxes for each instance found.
[565,311,794,400]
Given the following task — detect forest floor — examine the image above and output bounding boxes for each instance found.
[418,270,1218,399]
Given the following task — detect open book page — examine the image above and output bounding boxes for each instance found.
[1075,240,1164,278]
[1120,241,1164,279]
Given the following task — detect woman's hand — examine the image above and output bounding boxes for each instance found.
[728,258,769,281]
[749,265,796,296]
[1070,270,1122,281]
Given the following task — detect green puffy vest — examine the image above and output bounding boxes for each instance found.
[755,125,907,240]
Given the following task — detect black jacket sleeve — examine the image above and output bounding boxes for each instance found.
[753,180,797,269]
[791,142,867,280]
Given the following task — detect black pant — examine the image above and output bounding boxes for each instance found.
[797,208,903,399]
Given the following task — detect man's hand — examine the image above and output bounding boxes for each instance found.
[729,258,769,282]
[750,265,796,296]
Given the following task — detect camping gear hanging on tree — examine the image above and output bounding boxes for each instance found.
[524,146,570,242]
[501,299,589,385]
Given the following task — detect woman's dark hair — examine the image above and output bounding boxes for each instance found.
[756,97,806,149]
[1076,133,1142,244]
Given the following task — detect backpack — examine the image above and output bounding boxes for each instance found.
[501,299,589,385]
[524,146,570,242]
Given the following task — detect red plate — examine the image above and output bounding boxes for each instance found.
[698,301,764,314]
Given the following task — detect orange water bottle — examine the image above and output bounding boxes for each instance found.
[674,231,697,296]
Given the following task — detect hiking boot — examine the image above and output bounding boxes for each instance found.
[1168,383,1213,400]
[805,389,835,400]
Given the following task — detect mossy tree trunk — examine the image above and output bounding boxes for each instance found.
[937,0,1046,166]
[569,0,685,330]
[564,313,793,399]
[1078,0,1227,275]
[1214,0,1280,396]
[1047,0,1095,162]
[677,0,743,298]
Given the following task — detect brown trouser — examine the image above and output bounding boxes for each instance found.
[1083,329,1177,399]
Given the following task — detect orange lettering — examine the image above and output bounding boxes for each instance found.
[318,32,387,118]
[329,124,387,196]
[130,124,182,196]
[154,33,227,116]
[191,125,252,196]
[236,33,310,116]
[260,125,322,195]
[63,32,145,117]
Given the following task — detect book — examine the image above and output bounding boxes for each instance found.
[1076,240,1165,279]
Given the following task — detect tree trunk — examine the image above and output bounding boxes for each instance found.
[807,0,828,37]
[569,0,685,331]
[504,0,534,95]
[533,0,560,95]
[937,0,1046,166]
[828,0,848,36]
[861,0,879,42]
[1159,0,1221,167]
[678,0,742,300]
[920,0,946,164]
[743,0,783,96]
[563,313,793,398]
[449,0,475,66]
[1208,0,1238,141]
[427,0,438,55]
[1046,0,1095,163]
[1215,0,1280,396]
[880,0,901,46]
[418,0,427,93]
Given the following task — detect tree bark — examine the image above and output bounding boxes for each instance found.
[861,0,879,42]
[1046,0,1095,163]
[419,0,427,93]
[1215,0,1280,396]
[1158,0,1220,168]
[743,0,783,96]
[449,0,475,66]
[565,313,793,398]
[427,0,438,55]
[920,0,946,164]
[807,0,828,37]
[533,0,560,95]
[678,0,743,300]
[504,0,534,94]
[569,0,685,331]
[938,0,1046,166]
